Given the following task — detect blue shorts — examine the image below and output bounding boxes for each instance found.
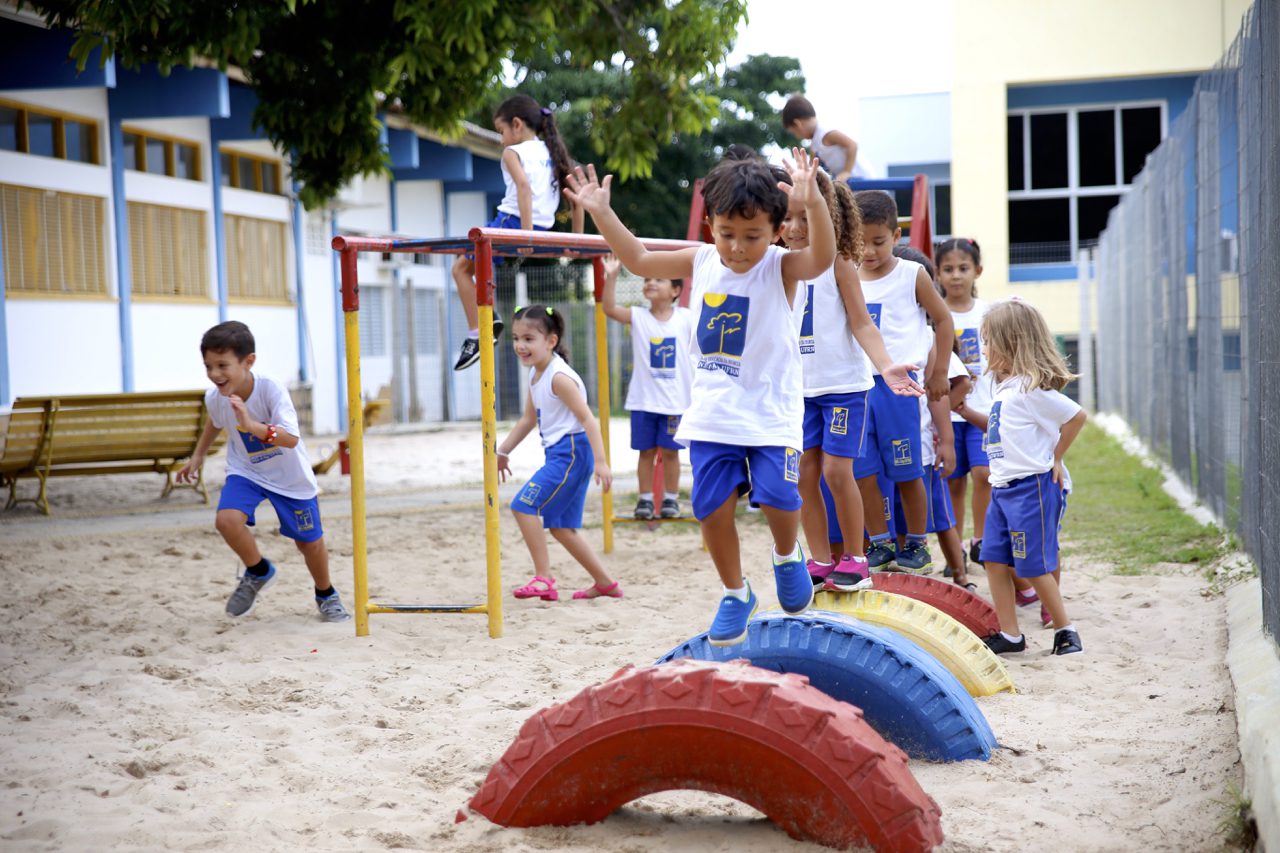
[511,433,593,529]
[466,211,551,263]
[689,440,801,520]
[894,466,956,535]
[803,391,870,456]
[980,471,1064,578]
[949,421,990,479]
[218,474,323,543]
[853,375,925,483]
[630,410,683,451]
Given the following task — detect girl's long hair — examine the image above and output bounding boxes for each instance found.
[494,95,574,204]
[981,298,1075,391]
[814,169,864,262]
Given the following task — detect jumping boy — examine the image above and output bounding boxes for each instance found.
[852,190,955,573]
[177,321,350,622]
[566,149,836,646]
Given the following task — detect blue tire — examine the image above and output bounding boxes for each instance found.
[656,610,997,762]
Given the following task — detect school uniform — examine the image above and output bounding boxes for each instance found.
[676,243,805,520]
[893,352,968,535]
[511,355,594,529]
[979,377,1082,577]
[949,298,994,478]
[207,374,323,543]
[625,305,694,451]
[800,265,873,460]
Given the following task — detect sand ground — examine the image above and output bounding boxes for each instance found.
[0,423,1242,851]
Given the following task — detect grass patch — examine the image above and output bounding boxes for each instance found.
[1062,424,1224,573]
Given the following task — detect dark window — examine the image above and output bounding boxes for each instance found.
[26,112,55,157]
[174,142,198,180]
[144,137,166,175]
[0,107,18,151]
[1009,197,1071,263]
[1121,106,1162,183]
[64,119,95,164]
[219,152,233,186]
[1078,194,1122,242]
[1030,113,1068,189]
[123,132,140,170]
[260,162,278,195]
[238,157,257,191]
[935,184,951,237]
[1077,109,1116,186]
[1007,115,1024,190]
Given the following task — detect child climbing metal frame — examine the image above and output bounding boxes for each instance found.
[332,228,700,638]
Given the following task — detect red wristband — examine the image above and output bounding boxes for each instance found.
[263,424,278,445]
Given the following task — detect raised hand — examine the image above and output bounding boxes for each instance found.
[562,164,613,218]
[602,253,622,279]
[228,394,252,430]
[781,147,821,207]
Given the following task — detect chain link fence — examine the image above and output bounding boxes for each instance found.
[1095,0,1278,644]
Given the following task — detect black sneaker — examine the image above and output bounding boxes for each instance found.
[865,541,895,571]
[634,499,655,520]
[659,497,680,518]
[453,337,481,371]
[492,318,505,341]
[969,538,983,565]
[1053,628,1083,655]
[983,633,1027,654]
[895,542,934,574]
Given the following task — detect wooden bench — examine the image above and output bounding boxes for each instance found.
[0,390,225,515]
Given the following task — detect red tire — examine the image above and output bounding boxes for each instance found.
[870,572,999,639]
[462,659,944,852]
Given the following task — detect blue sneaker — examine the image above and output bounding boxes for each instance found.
[895,542,934,574]
[708,584,759,647]
[773,546,814,615]
[866,541,896,571]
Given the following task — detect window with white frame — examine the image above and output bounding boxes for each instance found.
[1008,102,1165,265]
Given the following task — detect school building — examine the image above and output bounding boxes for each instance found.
[0,7,505,434]
[859,0,1251,345]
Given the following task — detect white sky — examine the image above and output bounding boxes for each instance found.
[725,0,954,138]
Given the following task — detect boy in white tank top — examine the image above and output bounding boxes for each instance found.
[566,148,836,647]
[851,191,955,575]
[600,255,694,520]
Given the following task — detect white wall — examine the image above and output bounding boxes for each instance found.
[7,300,121,398]
[335,173,392,235]
[226,304,300,387]
[131,303,220,391]
[396,180,445,237]
[858,92,952,170]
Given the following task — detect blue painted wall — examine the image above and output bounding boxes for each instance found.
[1007,74,1199,125]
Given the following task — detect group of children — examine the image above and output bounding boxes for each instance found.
[183,92,1084,659]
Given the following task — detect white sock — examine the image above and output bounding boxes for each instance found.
[724,584,750,602]
[1000,630,1024,643]
[1058,623,1076,634]
[638,492,653,502]
[772,544,802,565]
[466,328,479,339]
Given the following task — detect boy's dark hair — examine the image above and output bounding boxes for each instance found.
[781,95,816,128]
[512,304,567,358]
[893,245,936,280]
[494,95,574,205]
[854,189,898,228]
[201,321,255,359]
[701,157,788,228]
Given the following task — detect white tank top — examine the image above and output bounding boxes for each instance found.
[811,123,871,179]
[800,265,874,397]
[497,139,559,229]
[949,298,993,419]
[675,244,805,449]
[624,305,695,415]
[860,257,930,372]
[530,354,587,448]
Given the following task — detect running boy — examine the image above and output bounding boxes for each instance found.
[177,321,350,622]
[852,191,955,573]
[601,254,694,519]
[565,149,835,646]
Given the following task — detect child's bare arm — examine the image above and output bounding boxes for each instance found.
[837,258,923,396]
[564,165,697,280]
[779,148,836,291]
[553,374,613,492]
[502,148,534,230]
[948,374,971,410]
[601,255,633,324]
[176,418,221,483]
[1053,409,1088,485]
[820,128,860,182]
[496,391,538,482]
[570,200,585,235]
[956,401,989,431]
[929,395,956,477]
[915,268,955,401]
[229,394,300,448]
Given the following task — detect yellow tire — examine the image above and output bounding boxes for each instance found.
[813,589,1015,697]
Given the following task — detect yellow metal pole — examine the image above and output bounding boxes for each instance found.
[338,248,371,637]
[592,257,614,554]
[477,239,504,639]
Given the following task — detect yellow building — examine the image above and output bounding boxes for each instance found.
[950,0,1252,341]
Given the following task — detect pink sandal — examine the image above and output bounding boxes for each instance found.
[572,581,624,600]
[513,576,558,601]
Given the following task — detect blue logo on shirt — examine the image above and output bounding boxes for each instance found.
[648,336,677,376]
[956,328,981,369]
[237,427,282,463]
[985,401,1003,459]
[697,293,749,377]
[866,302,882,328]
[799,284,815,354]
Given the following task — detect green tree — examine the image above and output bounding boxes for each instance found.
[487,52,803,239]
[26,0,747,209]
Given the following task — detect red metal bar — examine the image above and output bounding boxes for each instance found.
[908,174,933,261]
[468,227,700,254]
[339,248,360,312]
[476,238,494,307]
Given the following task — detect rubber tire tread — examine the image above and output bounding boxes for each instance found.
[465,659,944,852]
[656,612,997,761]
[870,572,1001,639]
[813,589,1016,696]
